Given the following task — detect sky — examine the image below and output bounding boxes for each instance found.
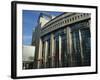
[22,10,63,45]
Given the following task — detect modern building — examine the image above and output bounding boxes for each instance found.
[22,45,35,69]
[32,12,91,69]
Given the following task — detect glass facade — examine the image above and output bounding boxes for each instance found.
[81,28,91,66]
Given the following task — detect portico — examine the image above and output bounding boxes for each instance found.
[32,13,91,69]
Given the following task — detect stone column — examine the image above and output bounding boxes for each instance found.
[59,35,62,67]
[44,41,48,68]
[66,27,73,66]
[79,30,84,65]
[37,39,43,68]
[50,34,55,68]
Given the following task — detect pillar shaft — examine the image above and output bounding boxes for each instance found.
[37,39,42,68]
[44,41,48,68]
[50,34,55,67]
[79,30,84,65]
[59,35,62,67]
[66,27,73,66]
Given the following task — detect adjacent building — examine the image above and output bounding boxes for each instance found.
[22,45,35,69]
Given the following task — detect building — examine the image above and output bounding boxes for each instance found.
[22,45,35,69]
[32,12,91,69]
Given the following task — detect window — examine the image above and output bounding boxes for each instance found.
[77,16,80,19]
[75,16,77,20]
[72,17,74,21]
[80,14,82,17]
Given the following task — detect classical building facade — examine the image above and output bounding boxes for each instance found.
[32,12,91,69]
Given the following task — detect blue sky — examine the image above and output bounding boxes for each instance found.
[22,10,63,45]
